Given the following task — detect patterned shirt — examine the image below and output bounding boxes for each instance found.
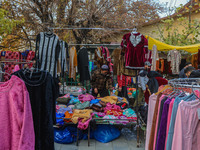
[91,69,113,92]
[35,32,60,77]
[167,50,181,74]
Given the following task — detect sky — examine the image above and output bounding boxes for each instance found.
[159,0,188,7]
[159,0,189,17]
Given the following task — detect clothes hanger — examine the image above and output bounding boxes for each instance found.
[176,86,186,98]
[171,88,182,99]
[45,26,53,35]
[191,83,200,100]
[23,67,44,79]
[155,85,172,95]
[166,84,177,97]
[131,26,138,34]
[170,81,181,98]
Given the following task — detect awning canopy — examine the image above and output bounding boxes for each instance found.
[146,36,200,53]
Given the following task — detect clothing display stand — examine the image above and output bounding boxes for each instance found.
[168,78,200,90]
[0,60,33,64]
[52,26,145,146]
[123,67,144,148]
[134,69,143,148]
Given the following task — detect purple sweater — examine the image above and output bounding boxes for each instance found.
[156,98,172,150]
[0,75,34,150]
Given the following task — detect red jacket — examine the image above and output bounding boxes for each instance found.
[117,75,131,87]
[155,77,168,86]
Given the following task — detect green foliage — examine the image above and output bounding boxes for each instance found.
[158,16,200,46]
[0,8,23,35]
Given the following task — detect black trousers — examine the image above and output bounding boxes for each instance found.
[92,88,110,97]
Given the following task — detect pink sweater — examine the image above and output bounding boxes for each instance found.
[0,75,35,150]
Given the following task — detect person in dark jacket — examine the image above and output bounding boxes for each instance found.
[189,69,200,78]
[147,71,162,94]
[91,65,113,97]
[184,66,195,78]
[179,62,192,78]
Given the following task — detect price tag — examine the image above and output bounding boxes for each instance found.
[197,108,200,120]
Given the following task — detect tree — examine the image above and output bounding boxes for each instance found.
[0,7,23,49]
[161,17,200,46]
[156,1,200,46]
[2,0,163,50]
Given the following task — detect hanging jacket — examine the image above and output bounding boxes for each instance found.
[147,71,163,94]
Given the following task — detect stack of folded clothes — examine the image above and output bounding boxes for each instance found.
[56,93,137,130]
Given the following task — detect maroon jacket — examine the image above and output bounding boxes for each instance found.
[121,32,148,69]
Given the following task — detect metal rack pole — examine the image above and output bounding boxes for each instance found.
[135,70,140,148]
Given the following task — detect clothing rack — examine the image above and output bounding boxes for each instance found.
[68,44,120,46]
[123,68,144,148]
[0,61,33,64]
[168,78,200,100]
[50,27,137,31]
[0,59,33,63]
[168,78,200,88]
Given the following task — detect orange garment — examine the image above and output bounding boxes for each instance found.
[191,53,198,69]
[156,59,164,72]
[69,46,77,79]
[64,111,73,123]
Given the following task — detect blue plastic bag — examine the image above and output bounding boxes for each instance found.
[94,125,120,143]
[54,126,84,144]
[54,128,74,144]
[66,126,84,140]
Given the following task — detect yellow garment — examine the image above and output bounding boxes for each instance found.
[100,96,118,104]
[146,36,200,53]
[155,85,172,95]
[71,109,93,124]
[69,46,77,79]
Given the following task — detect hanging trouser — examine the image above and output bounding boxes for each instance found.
[133,87,144,107]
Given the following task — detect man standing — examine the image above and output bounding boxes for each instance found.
[91,65,113,97]
[179,62,192,78]
[134,61,151,107]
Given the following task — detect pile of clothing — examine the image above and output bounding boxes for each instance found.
[56,93,137,130]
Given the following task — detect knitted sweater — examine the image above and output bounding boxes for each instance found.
[0,75,35,150]
[13,70,59,150]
